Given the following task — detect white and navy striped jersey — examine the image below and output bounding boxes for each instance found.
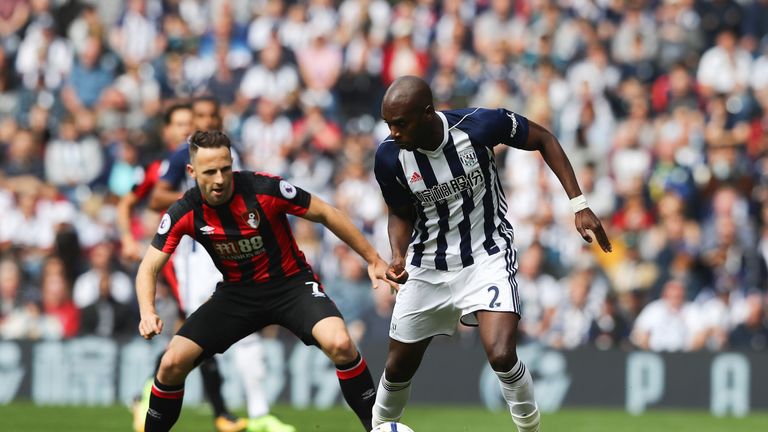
[374,107,530,271]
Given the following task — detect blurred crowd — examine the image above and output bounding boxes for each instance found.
[1,0,768,353]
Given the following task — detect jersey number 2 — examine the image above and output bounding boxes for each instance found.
[487,286,501,308]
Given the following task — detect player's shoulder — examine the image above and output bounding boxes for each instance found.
[374,138,401,167]
[169,188,200,215]
[245,170,296,197]
[442,107,513,129]
[170,142,190,159]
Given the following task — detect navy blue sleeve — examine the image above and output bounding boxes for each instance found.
[374,141,412,208]
[469,108,530,149]
[159,146,189,189]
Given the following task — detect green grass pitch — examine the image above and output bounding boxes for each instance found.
[1,403,765,431]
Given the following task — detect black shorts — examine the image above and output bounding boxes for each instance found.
[177,271,342,360]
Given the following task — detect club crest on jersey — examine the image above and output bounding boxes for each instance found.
[157,214,171,234]
[459,148,478,168]
[241,210,260,229]
[279,180,297,199]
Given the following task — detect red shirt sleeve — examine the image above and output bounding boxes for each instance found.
[150,205,195,253]
[253,172,311,216]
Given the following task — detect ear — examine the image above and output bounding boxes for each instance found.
[186,163,195,179]
[423,104,435,118]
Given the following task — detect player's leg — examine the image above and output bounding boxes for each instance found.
[200,356,249,432]
[371,337,432,428]
[232,334,295,432]
[144,335,201,432]
[477,311,540,432]
[180,244,247,432]
[313,316,377,431]
[372,265,454,427]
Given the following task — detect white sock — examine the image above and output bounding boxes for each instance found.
[371,374,412,427]
[495,360,540,432]
[233,334,269,418]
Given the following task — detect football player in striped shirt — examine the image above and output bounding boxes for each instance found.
[372,76,612,432]
[136,130,398,432]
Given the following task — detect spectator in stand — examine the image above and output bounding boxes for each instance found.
[631,278,701,351]
[73,241,133,309]
[0,258,28,321]
[60,36,117,114]
[544,268,598,349]
[589,293,632,350]
[109,0,163,65]
[1,128,44,180]
[238,36,300,111]
[240,97,293,174]
[516,242,562,340]
[39,256,80,339]
[697,29,752,98]
[78,271,136,338]
[296,26,343,112]
[15,13,73,92]
[728,293,768,350]
[0,190,56,275]
[43,115,104,198]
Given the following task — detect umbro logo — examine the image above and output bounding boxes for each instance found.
[199,225,215,235]
[409,172,423,183]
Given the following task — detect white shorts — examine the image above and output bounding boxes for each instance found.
[390,250,521,343]
[173,236,223,316]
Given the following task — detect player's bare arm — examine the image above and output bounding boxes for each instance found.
[148,179,183,212]
[521,120,612,253]
[301,194,399,291]
[385,203,415,284]
[116,191,143,261]
[136,245,172,339]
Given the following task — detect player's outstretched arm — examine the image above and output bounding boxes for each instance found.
[522,120,612,253]
[385,204,415,284]
[136,245,172,339]
[116,191,143,261]
[148,179,183,212]
[302,194,399,291]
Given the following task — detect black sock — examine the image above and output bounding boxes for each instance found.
[199,357,228,417]
[145,378,184,432]
[336,353,376,431]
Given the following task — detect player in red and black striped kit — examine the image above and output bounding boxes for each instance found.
[136,130,398,432]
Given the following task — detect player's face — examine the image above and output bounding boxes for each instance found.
[166,109,193,147]
[187,146,234,206]
[381,102,429,152]
[192,101,222,131]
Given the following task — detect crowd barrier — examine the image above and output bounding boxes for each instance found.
[1,337,765,416]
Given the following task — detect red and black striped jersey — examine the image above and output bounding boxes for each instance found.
[151,171,313,285]
[132,159,167,202]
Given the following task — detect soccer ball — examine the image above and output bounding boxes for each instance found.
[371,422,414,432]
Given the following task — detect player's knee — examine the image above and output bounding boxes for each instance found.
[324,333,356,364]
[384,357,417,383]
[486,347,518,372]
[158,350,193,383]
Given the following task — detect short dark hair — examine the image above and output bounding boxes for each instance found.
[188,130,231,159]
[163,102,192,125]
[192,95,220,112]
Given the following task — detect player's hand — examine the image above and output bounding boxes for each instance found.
[368,256,400,293]
[385,257,409,286]
[138,313,163,340]
[121,235,142,262]
[575,208,612,253]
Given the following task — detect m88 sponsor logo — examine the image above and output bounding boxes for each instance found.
[213,235,265,259]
